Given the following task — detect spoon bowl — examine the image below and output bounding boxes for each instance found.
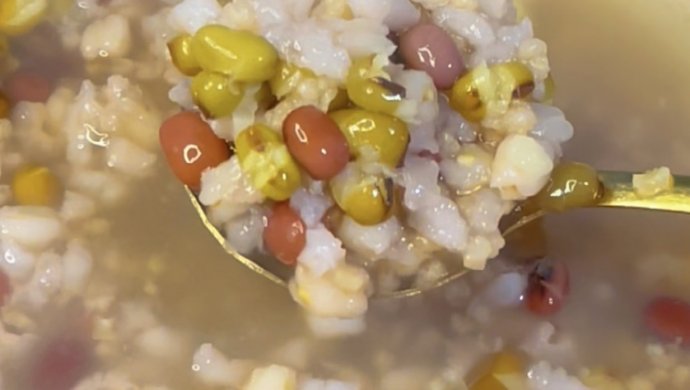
[187,169,690,299]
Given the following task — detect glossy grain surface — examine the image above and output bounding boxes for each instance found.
[37,1,690,386]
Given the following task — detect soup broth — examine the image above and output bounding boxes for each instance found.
[0,0,689,389]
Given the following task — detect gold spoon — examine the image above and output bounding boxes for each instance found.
[186,170,690,299]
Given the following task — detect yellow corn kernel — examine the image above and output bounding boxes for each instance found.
[449,68,488,123]
[11,164,62,207]
[329,108,409,168]
[269,61,316,99]
[469,351,527,390]
[329,163,392,226]
[0,0,48,36]
[167,34,201,76]
[492,62,534,100]
[191,24,278,83]
[346,56,404,116]
[235,124,301,201]
[312,0,353,20]
[534,162,603,212]
[191,70,245,118]
[450,62,534,123]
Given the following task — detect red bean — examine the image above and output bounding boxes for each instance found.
[159,111,231,190]
[417,150,442,163]
[644,296,690,346]
[29,334,94,390]
[3,69,54,104]
[524,259,570,316]
[0,270,10,307]
[263,202,306,266]
[398,24,466,90]
[283,106,350,180]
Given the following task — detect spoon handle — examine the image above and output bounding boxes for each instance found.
[185,169,690,300]
[598,171,690,214]
[496,169,689,239]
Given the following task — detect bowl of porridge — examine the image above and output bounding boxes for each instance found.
[0,0,689,389]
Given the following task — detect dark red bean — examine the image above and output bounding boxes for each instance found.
[513,82,535,99]
[321,205,344,233]
[283,105,350,180]
[417,150,442,163]
[29,334,94,390]
[0,270,10,307]
[644,296,690,346]
[159,111,231,190]
[524,259,570,316]
[387,32,404,64]
[263,202,306,266]
[399,24,466,90]
[3,69,53,104]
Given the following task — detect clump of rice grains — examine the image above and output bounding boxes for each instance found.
[633,166,674,198]
[159,0,575,332]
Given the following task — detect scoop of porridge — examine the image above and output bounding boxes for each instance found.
[0,1,688,389]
